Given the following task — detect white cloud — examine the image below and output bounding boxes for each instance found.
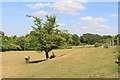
[26,3,50,9]
[48,1,86,16]
[26,4,33,7]
[63,0,88,3]
[26,0,87,16]
[57,23,66,26]
[99,25,110,29]
[96,29,102,32]
[78,16,110,29]
[80,16,108,23]
[110,14,118,17]
[77,16,116,35]
[32,11,50,16]
[101,27,118,36]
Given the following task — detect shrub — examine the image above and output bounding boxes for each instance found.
[65,45,72,49]
[80,43,86,46]
[2,45,10,51]
[58,44,72,49]
[2,44,22,51]
[94,42,102,47]
[104,44,108,48]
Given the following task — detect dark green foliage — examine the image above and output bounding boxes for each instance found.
[80,33,102,45]
[114,34,120,40]
[58,43,72,49]
[2,43,22,51]
[15,36,30,50]
[72,34,80,46]
[1,31,118,52]
[102,35,112,39]
[2,45,10,51]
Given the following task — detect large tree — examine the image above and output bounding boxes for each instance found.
[80,33,102,45]
[27,15,65,59]
[72,34,80,46]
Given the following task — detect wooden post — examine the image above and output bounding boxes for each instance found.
[112,39,114,47]
[108,41,110,48]
[117,37,119,49]
[110,40,111,47]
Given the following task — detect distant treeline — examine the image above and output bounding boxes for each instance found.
[0,15,120,52]
[1,30,119,52]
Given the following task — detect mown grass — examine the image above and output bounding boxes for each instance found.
[2,46,118,78]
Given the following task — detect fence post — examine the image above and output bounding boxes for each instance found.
[108,41,110,48]
[112,39,114,47]
[117,37,119,49]
[110,40,111,47]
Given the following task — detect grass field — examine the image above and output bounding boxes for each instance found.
[2,46,118,78]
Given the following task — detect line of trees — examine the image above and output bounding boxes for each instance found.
[0,15,120,59]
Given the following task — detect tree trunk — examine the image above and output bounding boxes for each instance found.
[45,52,49,59]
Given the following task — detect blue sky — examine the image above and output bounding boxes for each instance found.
[1,1,118,36]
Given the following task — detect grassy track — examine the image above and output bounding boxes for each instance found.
[2,47,118,78]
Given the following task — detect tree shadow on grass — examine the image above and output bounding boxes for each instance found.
[59,54,66,57]
[25,54,56,64]
[115,61,120,65]
[49,55,56,59]
[28,59,47,63]
[27,55,56,64]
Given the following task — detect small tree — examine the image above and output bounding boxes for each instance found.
[94,42,101,47]
[27,15,65,59]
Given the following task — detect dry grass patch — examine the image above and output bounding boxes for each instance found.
[2,47,118,78]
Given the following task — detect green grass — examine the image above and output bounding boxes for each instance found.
[2,46,118,78]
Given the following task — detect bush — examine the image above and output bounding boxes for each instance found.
[104,44,108,48]
[94,42,99,47]
[65,45,72,49]
[58,44,72,49]
[94,42,102,47]
[2,45,10,51]
[80,43,86,46]
[2,44,22,51]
